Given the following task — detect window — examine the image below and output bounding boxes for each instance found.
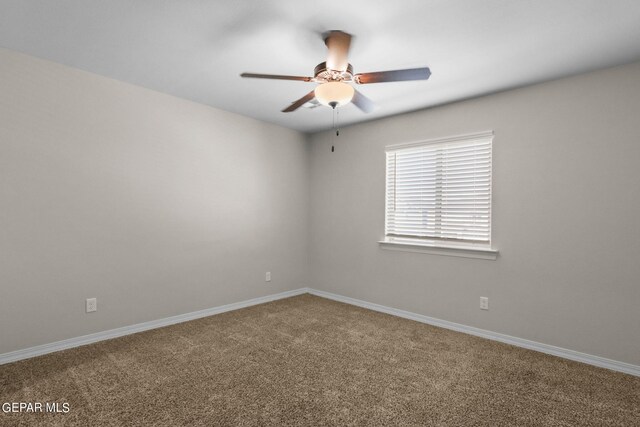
[383,132,494,254]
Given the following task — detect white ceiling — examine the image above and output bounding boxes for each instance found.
[1,0,640,133]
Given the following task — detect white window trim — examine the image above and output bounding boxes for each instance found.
[385,130,494,150]
[380,131,498,260]
[378,238,498,260]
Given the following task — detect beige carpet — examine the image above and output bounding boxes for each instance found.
[1,294,638,426]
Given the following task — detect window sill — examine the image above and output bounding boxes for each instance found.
[378,239,498,260]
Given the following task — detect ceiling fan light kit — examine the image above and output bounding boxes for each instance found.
[241,30,431,113]
[315,82,354,108]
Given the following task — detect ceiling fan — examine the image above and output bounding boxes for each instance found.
[241,31,431,113]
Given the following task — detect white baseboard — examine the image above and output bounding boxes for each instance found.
[3,287,638,377]
[307,288,640,377]
[0,288,309,366]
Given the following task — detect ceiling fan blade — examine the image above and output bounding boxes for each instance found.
[351,89,375,113]
[241,73,313,82]
[282,90,316,113]
[324,31,352,72]
[354,67,431,84]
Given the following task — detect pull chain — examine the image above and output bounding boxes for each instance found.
[332,107,336,131]
[331,106,340,152]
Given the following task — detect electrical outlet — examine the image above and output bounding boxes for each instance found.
[86,298,97,313]
[480,297,489,310]
[265,272,271,282]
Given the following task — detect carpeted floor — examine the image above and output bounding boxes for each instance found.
[1,294,639,426]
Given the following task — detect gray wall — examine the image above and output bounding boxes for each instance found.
[0,48,309,354]
[308,62,640,365]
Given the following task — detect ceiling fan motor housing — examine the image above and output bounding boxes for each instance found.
[314,62,354,82]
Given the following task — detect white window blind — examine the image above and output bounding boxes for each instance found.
[385,133,493,246]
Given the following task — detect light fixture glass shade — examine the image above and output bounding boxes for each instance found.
[314,82,355,108]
